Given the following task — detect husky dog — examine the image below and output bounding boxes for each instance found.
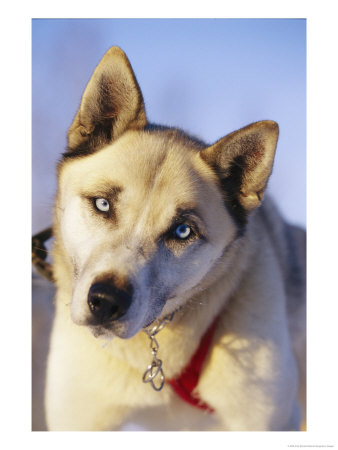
[45,47,306,431]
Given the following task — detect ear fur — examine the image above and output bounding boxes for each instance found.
[67,46,147,154]
[200,121,279,223]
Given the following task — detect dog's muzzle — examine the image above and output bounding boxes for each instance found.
[87,281,133,325]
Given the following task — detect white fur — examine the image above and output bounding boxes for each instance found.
[45,131,304,431]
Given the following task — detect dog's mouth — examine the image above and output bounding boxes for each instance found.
[89,320,151,340]
[89,305,180,341]
[86,302,165,339]
[88,313,162,339]
[86,298,178,340]
[89,320,133,339]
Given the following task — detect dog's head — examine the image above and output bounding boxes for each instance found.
[55,47,279,339]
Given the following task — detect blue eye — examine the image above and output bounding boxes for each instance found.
[175,224,191,239]
[95,198,110,212]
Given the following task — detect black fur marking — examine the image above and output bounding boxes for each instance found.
[207,155,248,234]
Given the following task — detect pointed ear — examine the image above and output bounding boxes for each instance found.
[67,47,147,153]
[200,121,279,222]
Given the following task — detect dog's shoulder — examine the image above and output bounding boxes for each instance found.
[256,196,306,315]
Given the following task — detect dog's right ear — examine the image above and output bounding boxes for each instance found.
[67,47,147,154]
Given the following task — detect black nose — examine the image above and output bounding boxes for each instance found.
[87,281,133,324]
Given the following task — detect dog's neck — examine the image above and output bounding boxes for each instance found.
[151,234,253,378]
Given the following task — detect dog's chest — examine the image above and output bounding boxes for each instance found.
[119,391,219,431]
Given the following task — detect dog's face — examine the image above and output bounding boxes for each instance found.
[55,47,279,339]
[58,130,237,338]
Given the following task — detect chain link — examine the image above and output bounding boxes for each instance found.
[142,312,176,391]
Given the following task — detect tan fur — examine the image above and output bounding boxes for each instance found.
[45,47,306,431]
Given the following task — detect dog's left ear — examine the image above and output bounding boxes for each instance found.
[67,46,147,153]
[200,121,279,214]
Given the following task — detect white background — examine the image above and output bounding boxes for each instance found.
[1,1,338,449]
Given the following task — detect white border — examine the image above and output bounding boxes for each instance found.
[1,1,337,448]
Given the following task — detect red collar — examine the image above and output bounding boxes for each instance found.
[167,316,219,413]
